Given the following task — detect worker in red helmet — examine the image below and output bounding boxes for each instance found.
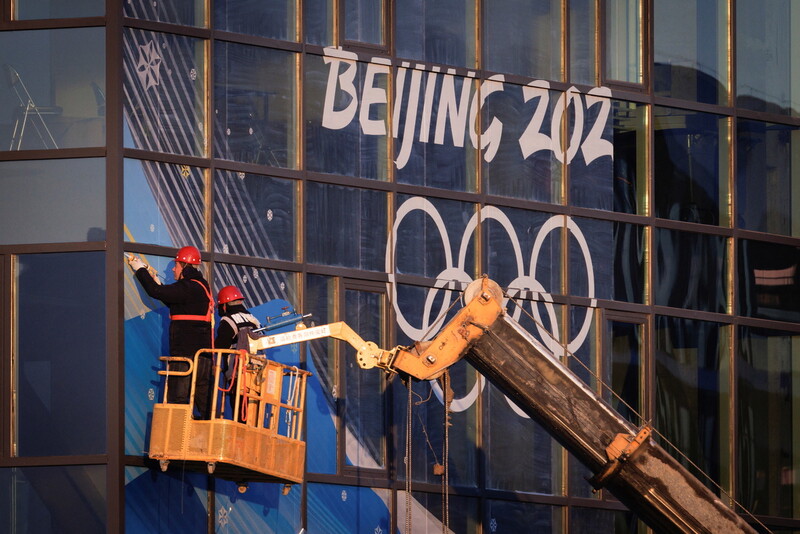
[215,285,261,421]
[127,246,214,419]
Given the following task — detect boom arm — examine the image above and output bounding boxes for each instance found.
[247,277,757,533]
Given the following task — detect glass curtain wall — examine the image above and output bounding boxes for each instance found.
[2,0,800,533]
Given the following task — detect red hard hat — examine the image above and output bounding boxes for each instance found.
[218,285,244,305]
[175,246,202,265]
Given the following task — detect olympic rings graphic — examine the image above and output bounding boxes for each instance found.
[386,197,597,417]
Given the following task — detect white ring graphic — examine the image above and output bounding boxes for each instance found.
[387,198,597,416]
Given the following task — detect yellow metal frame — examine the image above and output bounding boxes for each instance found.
[148,348,311,489]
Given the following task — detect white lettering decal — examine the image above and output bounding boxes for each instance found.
[322,48,359,130]
[360,60,390,135]
[419,67,439,143]
[519,80,552,160]
[434,70,472,147]
[395,66,424,169]
[581,86,614,165]
[469,74,504,162]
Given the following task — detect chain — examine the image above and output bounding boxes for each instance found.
[406,378,413,534]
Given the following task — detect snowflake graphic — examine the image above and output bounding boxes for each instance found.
[136,40,163,91]
[218,506,230,528]
[341,489,348,502]
[374,527,383,534]
[490,517,497,532]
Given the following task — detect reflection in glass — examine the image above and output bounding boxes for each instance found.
[568,304,597,498]
[484,0,560,80]
[0,28,105,150]
[14,253,106,456]
[738,239,800,323]
[394,194,477,279]
[214,43,298,168]
[655,317,729,489]
[571,100,645,214]
[344,290,386,469]
[14,0,102,19]
[736,119,800,237]
[737,327,800,518]
[1,466,106,534]
[395,0,476,68]
[124,158,205,248]
[344,0,384,45]
[655,228,727,313]
[305,182,387,271]
[214,170,296,260]
[215,0,297,40]
[605,320,642,424]
[124,0,206,27]
[569,0,596,85]
[395,71,477,190]
[0,159,105,245]
[482,82,562,203]
[654,106,729,226]
[605,0,641,83]
[123,29,206,156]
[737,0,800,117]
[654,0,728,105]
[305,54,389,180]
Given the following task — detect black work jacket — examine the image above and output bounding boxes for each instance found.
[215,303,260,350]
[135,265,213,357]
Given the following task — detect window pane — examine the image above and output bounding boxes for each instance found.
[570,98,644,214]
[394,70,478,190]
[214,0,297,40]
[305,52,389,180]
[123,29,206,156]
[394,195,477,280]
[737,0,800,117]
[214,43,298,168]
[344,290,385,468]
[124,159,206,248]
[399,492,479,534]
[654,107,729,226]
[213,264,298,313]
[570,507,639,534]
[14,0,102,19]
[307,484,390,533]
[344,0,384,45]
[737,327,800,519]
[0,159,105,245]
[569,0,596,85]
[485,207,560,300]
[395,0,476,68]
[483,82,563,203]
[487,500,562,531]
[738,239,800,322]
[14,252,106,456]
[0,28,105,150]
[1,466,106,534]
[605,0,641,84]
[736,119,800,237]
[655,228,728,313]
[604,320,642,424]
[123,0,206,27]
[214,170,297,260]
[654,0,728,105]
[304,274,338,474]
[484,0,560,80]
[305,0,334,45]
[655,317,730,489]
[305,183,387,271]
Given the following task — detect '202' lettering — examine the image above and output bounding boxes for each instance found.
[321,47,614,169]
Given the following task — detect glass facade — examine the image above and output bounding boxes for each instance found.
[0,1,799,533]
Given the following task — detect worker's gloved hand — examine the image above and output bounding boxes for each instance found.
[128,257,147,272]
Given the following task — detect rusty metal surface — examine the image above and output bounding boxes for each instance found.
[466,314,758,534]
